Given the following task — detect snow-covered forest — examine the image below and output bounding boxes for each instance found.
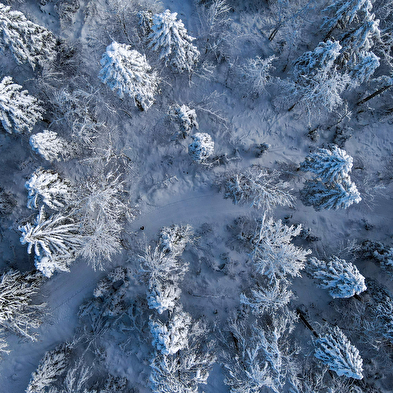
[0,0,393,391]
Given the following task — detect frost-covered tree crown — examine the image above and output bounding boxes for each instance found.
[0,3,56,69]
[223,166,295,211]
[300,146,353,184]
[99,42,159,110]
[30,131,69,162]
[308,256,367,298]
[148,9,200,73]
[188,132,214,162]
[314,326,363,379]
[0,76,43,134]
[251,216,311,281]
[25,169,73,211]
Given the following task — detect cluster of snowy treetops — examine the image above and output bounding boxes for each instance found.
[0,0,391,391]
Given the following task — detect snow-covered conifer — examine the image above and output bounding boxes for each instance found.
[19,207,83,277]
[169,104,198,139]
[99,42,159,110]
[26,343,70,393]
[0,76,43,134]
[149,308,192,355]
[0,3,56,69]
[148,10,200,73]
[30,130,69,162]
[361,240,393,273]
[322,0,373,37]
[314,326,363,379]
[139,245,189,284]
[251,216,311,282]
[160,224,193,256]
[225,311,298,393]
[301,177,361,210]
[62,363,92,393]
[293,40,341,80]
[138,10,153,37]
[239,55,276,94]
[147,279,181,314]
[188,132,214,162]
[349,51,380,85]
[223,166,295,211]
[300,146,353,184]
[0,269,46,341]
[150,322,215,393]
[287,68,350,114]
[308,256,366,299]
[340,15,380,66]
[240,281,293,315]
[25,169,73,210]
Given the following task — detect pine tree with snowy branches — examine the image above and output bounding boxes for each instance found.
[301,177,361,210]
[239,55,276,94]
[26,343,70,393]
[314,326,363,379]
[148,9,200,73]
[223,166,295,211]
[160,224,193,257]
[0,3,57,69]
[251,216,311,282]
[19,207,84,277]
[149,307,192,355]
[99,42,159,111]
[25,168,73,211]
[188,132,214,162]
[0,269,46,341]
[349,51,380,85]
[308,256,366,299]
[0,76,43,134]
[300,146,353,184]
[30,130,70,162]
[322,0,373,38]
[169,104,198,139]
[293,40,342,80]
[147,279,182,314]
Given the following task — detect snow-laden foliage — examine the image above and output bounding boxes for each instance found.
[147,279,182,314]
[240,281,293,315]
[0,3,56,69]
[301,177,361,210]
[138,10,153,37]
[188,132,214,162]
[308,256,366,298]
[169,104,198,139]
[340,15,380,66]
[349,51,380,85]
[26,343,70,393]
[75,171,128,270]
[25,169,73,211]
[0,269,46,341]
[361,240,393,273]
[293,40,341,80]
[223,166,295,211]
[160,224,193,256]
[239,55,276,94]
[150,321,215,393]
[149,307,192,355]
[148,9,200,73]
[224,311,298,393]
[99,42,159,110]
[62,363,93,393]
[19,207,83,277]
[314,326,364,379]
[139,245,189,284]
[0,76,43,134]
[251,216,311,282]
[322,0,373,36]
[287,68,350,115]
[30,130,70,162]
[300,146,353,184]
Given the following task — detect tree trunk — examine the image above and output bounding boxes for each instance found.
[357,84,393,106]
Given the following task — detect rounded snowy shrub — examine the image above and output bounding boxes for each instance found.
[188,133,214,162]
